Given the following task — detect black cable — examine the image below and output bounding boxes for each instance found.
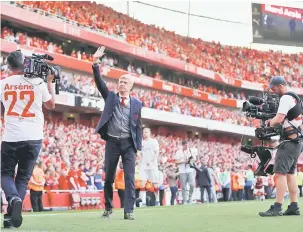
[133,1,246,24]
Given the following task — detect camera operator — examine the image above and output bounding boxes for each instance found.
[0,50,55,228]
[259,76,303,217]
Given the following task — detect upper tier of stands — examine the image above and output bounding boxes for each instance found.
[18,1,303,88]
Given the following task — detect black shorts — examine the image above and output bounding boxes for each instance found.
[273,140,303,175]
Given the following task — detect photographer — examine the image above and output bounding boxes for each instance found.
[0,50,55,228]
[259,76,303,217]
[175,142,196,204]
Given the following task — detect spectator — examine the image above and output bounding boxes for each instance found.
[67,163,80,190]
[28,161,45,212]
[94,169,104,191]
[165,164,179,205]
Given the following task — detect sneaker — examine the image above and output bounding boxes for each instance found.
[187,199,193,204]
[3,214,13,229]
[124,213,135,220]
[102,209,112,219]
[283,205,300,216]
[259,205,283,217]
[10,197,23,228]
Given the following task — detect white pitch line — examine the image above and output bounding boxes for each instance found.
[22,201,262,218]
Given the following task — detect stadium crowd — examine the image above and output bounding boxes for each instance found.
[0,120,248,184]
[1,55,250,127]
[1,121,302,206]
[14,1,303,88]
[1,26,249,101]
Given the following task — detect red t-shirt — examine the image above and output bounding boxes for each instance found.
[77,170,87,188]
[58,175,69,190]
[67,169,79,190]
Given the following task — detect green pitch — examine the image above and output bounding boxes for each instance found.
[3,200,303,232]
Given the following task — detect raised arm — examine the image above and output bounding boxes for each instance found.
[92,46,109,100]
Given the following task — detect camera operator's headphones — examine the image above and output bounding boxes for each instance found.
[7,50,25,71]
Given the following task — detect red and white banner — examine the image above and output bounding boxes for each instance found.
[1,39,240,108]
[262,4,303,20]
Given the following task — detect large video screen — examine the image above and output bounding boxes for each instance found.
[252,3,303,46]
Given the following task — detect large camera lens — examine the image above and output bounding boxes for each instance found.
[242,101,252,112]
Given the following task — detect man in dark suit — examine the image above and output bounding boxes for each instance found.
[190,159,212,203]
[92,47,142,220]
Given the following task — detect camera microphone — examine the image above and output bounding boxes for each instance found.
[249,96,265,105]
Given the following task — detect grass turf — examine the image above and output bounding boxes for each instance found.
[2,200,303,232]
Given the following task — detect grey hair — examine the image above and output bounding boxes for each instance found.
[119,74,134,87]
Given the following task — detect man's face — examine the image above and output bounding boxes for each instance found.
[143,128,151,139]
[270,84,285,96]
[118,77,132,94]
[182,144,188,151]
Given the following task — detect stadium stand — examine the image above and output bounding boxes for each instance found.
[0,2,303,215]
[16,1,303,88]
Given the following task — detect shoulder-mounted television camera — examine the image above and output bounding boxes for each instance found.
[23,53,61,94]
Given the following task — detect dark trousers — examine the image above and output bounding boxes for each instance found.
[103,137,136,213]
[30,189,44,212]
[232,190,238,201]
[244,186,253,200]
[170,186,177,205]
[135,189,140,207]
[222,188,230,201]
[200,186,212,203]
[117,189,125,208]
[237,189,244,201]
[159,189,164,206]
[146,191,156,206]
[1,140,42,205]
[299,185,302,197]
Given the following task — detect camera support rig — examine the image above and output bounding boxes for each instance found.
[241,94,281,176]
[241,144,274,176]
[240,118,279,176]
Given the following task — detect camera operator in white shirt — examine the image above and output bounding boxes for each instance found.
[259,76,303,217]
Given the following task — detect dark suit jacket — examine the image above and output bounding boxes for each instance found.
[194,165,212,187]
[92,64,142,151]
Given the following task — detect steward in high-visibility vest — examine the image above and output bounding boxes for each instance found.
[115,169,125,190]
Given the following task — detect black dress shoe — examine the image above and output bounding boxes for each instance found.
[10,197,23,228]
[102,209,112,219]
[259,205,283,217]
[124,213,135,220]
[283,206,300,216]
[3,214,13,229]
